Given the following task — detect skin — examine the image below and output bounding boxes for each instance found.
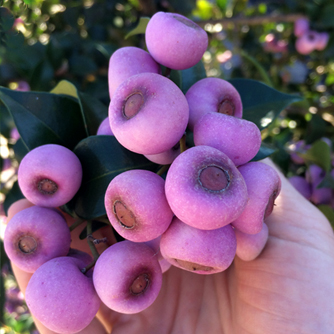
[8,159,334,334]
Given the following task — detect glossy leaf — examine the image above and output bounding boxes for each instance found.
[251,142,277,162]
[69,135,157,220]
[0,87,87,151]
[317,205,334,227]
[51,80,108,136]
[180,61,206,94]
[299,139,331,172]
[125,17,150,39]
[229,79,302,130]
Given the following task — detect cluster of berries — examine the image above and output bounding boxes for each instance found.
[294,18,329,55]
[4,11,282,333]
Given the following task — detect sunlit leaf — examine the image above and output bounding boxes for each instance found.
[125,17,150,39]
[299,139,331,172]
[67,136,157,220]
[0,87,86,151]
[229,79,302,130]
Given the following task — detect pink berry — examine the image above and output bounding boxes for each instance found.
[4,206,71,273]
[165,145,248,230]
[232,162,281,234]
[93,241,162,314]
[235,223,269,261]
[25,256,101,333]
[108,46,161,99]
[104,169,173,242]
[185,77,243,131]
[145,12,208,70]
[109,72,189,155]
[288,176,312,200]
[294,18,309,37]
[18,144,82,207]
[160,217,236,274]
[96,117,113,135]
[194,112,262,166]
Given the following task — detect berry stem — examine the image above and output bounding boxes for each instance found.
[86,221,100,261]
[157,164,170,176]
[180,133,187,153]
[81,259,97,274]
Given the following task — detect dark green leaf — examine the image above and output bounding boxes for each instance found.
[51,80,108,136]
[251,142,277,162]
[3,181,24,215]
[305,114,328,144]
[299,139,331,172]
[78,92,108,135]
[0,7,14,31]
[79,221,109,240]
[0,87,87,151]
[317,205,334,228]
[125,17,150,39]
[180,61,206,94]
[320,4,334,28]
[229,79,302,130]
[12,138,29,162]
[317,172,334,189]
[69,136,157,220]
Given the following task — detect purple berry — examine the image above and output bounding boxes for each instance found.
[185,77,243,131]
[144,141,182,165]
[194,112,262,166]
[165,145,248,230]
[93,241,162,314]
[315,32,329,50]
[108,46,161,98]
[232,162,281,234]
[104,169,173,242]
[109,72,189,155]
[96,117,113,136]
[18,144,83,207]
[294,18,309,37]
[288,175,312,200]
[235,223,269,261]
[161,217,236,274]
[4,206,71,273]
[25,256,101,333]
[145,12,208,70]
[306,165,332,205]
[295,31,319,55]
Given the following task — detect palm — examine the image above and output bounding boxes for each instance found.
[97,164,334,334]
[11,162,334,334]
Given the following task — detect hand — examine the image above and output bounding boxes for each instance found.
[8,159,334,334]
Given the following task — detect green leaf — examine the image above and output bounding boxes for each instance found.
[0,86,87,151]
[0,7,14,31]
[68,136,157,220]
[229,79,302,130]
[51,80,108,136]
[240,50,273,87]
[317,205,334,228]
[251,142,277,161]
[125,17,150,39]
[317,172,334,189]
[79,221,109,240]
[320,4,334,28]
[299,139,331,172]
[180,61,206,94]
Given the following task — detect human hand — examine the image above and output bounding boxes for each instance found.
[8,159,334,334]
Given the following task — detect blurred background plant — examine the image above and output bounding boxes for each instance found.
[1,0,333,332]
